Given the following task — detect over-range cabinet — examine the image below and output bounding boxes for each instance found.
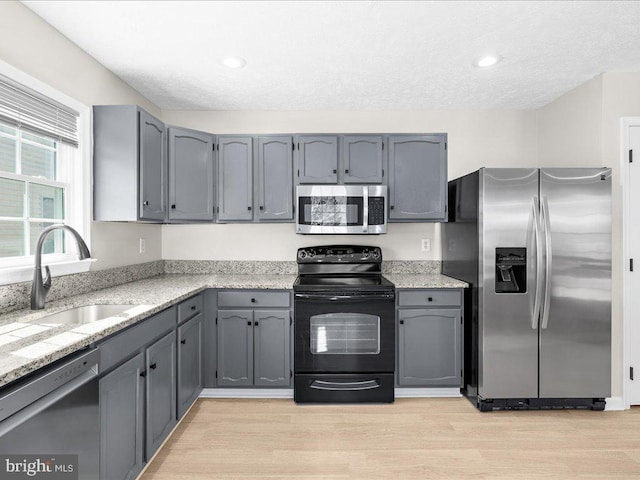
[442,168,611,411]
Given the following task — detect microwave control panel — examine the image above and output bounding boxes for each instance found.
[368,197,385,226]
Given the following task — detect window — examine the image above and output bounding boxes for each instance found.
[0,66,89,285]
[0,123,69,259]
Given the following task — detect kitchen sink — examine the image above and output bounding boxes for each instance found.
[39,304,140,325]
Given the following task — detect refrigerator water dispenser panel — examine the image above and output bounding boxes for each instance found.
[495,248,526,293]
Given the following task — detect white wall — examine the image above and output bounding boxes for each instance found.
[161,109,539,261]
[0,2,163,271]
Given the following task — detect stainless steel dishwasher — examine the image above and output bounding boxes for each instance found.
[0,348,100,479]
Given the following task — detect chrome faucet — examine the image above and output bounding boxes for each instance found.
[31,224,91,310]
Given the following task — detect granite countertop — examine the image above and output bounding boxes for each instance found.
[0,271,466,388]
[385,273,468,289]
[0,273,296,388]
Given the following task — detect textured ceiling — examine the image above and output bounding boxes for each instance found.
[22,0,640,111]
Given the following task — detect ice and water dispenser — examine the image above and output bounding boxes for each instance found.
[495,248,526,293]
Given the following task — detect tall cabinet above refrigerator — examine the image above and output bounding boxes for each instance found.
[442,168,611,411]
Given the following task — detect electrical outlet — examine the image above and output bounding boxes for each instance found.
[421,239,431,252]
[139,238,146,254]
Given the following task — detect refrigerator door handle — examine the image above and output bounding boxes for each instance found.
[540,196,552,329]
[532,197,544,329]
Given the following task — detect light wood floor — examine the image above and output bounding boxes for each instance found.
[141,398,640,480]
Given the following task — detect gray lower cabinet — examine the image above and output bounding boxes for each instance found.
[296,135,339,184]
[99,353,145,480]
[388,134,447,221]
[168,127,215,221]
[93,105,167,222]
[216,291,292,387]
[177,314,203,418]
[396,289,463,387]
[217,136,253,221]
[145,330,177,459]
[256,136,294,221]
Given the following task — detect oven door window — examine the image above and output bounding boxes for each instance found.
[310,313,380,354]
[298,196,363,226]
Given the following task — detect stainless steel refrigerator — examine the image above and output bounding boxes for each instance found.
[442,168,611,411]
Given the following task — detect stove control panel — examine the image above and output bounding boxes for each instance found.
[297,245,382,263]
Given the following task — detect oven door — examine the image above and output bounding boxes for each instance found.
[294,291,395,373]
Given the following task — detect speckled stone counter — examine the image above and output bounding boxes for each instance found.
[0,273,296,388]
[384,273,468,289]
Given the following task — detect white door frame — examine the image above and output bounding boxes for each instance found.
[621,117,640,409]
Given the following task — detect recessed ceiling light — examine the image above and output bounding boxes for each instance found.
[222,56,247,69]
[473,54,503,68]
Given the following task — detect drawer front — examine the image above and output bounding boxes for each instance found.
[217,291,290,308]
[397,289,461,307]
[178,293,204,324]
[100,306,176,373]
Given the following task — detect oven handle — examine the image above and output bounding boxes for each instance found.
[295,292,395,301]
[310,379,380,391]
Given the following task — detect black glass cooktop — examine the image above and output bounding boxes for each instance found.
[293,274,395,292]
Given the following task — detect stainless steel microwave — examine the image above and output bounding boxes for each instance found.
[296,185,387,234]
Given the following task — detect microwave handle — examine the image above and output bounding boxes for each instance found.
[362,186,368,233]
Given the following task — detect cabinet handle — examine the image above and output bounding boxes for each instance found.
[251,298,256,303]
[428,297,433,302]
[140,371,147,378]
[345,169,349,174]
[171,204,176,209]
[149,363,157,370]
[390,205,395,210]
[254,321,259,326]
[190,305,196,310]
[180,339,186,345]
[259,206,264,210]
[247,206,252,211]
[143,201,149,206]
[399,320,404,325]
[247,321,252,326]
[332,169,337,174]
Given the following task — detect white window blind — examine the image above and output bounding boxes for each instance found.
[0,74,79,147]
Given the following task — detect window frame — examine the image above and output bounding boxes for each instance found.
[0,60,92,286]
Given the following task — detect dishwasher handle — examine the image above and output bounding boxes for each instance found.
[0,367,97,437]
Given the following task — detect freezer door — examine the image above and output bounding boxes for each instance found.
[479,168,540,399]
[539,168,611,398]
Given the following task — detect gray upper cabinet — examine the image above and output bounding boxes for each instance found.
[99,353,145,480]
[217,136,253,221]
[177,314,203,418]
[296,135,339,184]
[145,330,177,460]
[93,105,167,222]
[388,134,447,221]
[168,127,214,221]
[342,135,384,184]
[256,136,294,221]
[253,310,290,387]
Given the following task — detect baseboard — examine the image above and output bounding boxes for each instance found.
[200,387,463,399]
[200,388,294,398]
[395,387,463,398]
[605,396,626,411]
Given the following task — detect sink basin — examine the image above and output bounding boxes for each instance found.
[39,304,139,325]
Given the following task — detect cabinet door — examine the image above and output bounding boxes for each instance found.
[177,314,203,418]
[397,308,461,387]
[388,135,447,221]
[296,135,338,184]
[168,128,214,221]
[100,353,145,480]
[254,310,291,387]
[145,330,177,460]
[139,110,166,221]
[256,136,294,221]
[217,310,254,386]
[343,135,383,184]
[217,136,253,221]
